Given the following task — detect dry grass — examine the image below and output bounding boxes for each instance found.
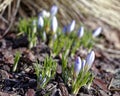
[0,0,120,31]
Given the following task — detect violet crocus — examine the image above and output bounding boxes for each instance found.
[50,5,58,16]
[92,27,102,37]
[77,26,84,38]
[38,15,44,28]
[62,26,67,34]
[67,20,76,33]
[86,50,95,69]
[74,57,82,76]
[51,16,58,33]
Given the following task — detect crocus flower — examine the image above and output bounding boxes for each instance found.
[50,5,58,16]
[77,26,84,38]
[51,16,58,33]
[92,27,102,37]
[67,20,76,33]
[81,59,86,69]
[86,50,95,68]
[74,57,82,76]
[40,10,50,18]
[38,15,44,28]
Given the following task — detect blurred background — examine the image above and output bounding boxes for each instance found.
[0,0,120,49]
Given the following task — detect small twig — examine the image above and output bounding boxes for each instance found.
[0,15,9,24]
[0,0,13,13]
[2,0,21,38]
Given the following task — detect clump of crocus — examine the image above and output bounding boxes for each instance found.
[92,27,102,37]
[37,5,59,47]
[72,50,95,95]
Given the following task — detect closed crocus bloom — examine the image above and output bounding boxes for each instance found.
[77,26,84,38]
[50,5,58,16]
[38,15,44,28]
[40,10,50,18]
[92,27,102,37]
[67,20,76,33]
[51,16,58,33]
[81,59,86,69]
[86,51,95,68]
[74,57,82,76]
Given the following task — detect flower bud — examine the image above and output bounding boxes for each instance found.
[50,5,58,16]
[92,27,102,37]
[40,10,50,18]
[81,59,86,69]
[62,26,67,34]
[77,26,84,38]
[51,16,58,33]
[67,20,76,33]
[74,57,82,76]
[86,51,95,68]
[38,15,44,28]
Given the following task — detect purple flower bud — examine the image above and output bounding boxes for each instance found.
[50,5,58,16]
[38,15,44,28]
[67,20,76,33]
[86,51,95,68]
[92,27,102,37]
[40,10,50,18]
[74,57,82,76]
[51,16,58,33]
[77,26,84,38]
[62,26,67,34]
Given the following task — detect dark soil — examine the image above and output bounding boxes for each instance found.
[0,32,120,96]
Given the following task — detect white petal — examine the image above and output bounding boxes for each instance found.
[40,10,50,18]
[92,27,102,37]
